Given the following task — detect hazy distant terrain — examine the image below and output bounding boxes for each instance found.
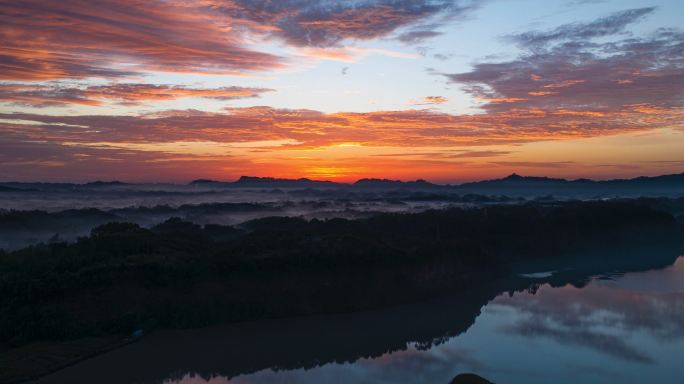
[1,173,683,251]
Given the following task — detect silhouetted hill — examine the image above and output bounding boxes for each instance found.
[450,373,493,384]
[82,181,129,187]
[0,182,76,191]
[455,172,684,197]
[189,176,338,188]
[189,179,223,185]
[0,185,30,193]
[353,178,440,189]
[235,176,337,188]
[609,172,684,185]
[461,172,684,188]
[191,172,684,194]
[0,181,130,191]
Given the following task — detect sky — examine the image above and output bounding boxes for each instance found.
[0,0,683,183]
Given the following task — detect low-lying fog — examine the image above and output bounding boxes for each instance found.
[2,182,683,252]
[0,185,519,251]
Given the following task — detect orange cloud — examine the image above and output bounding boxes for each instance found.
[528,91,558,96]
[542,79,585,88]
[477,97,528,103]
[423,96,448,104]
[1,102,682,182]
[297,46,419,63]
[0,84,274,107]
[2,103,681,150]
[409,96,448,105]
[0,0,283,80]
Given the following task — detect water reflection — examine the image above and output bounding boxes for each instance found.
[33,246,684,384]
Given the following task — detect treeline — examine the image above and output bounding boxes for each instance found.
[0,200,680,346]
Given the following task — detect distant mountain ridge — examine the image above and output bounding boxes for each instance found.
[188,172,684,188]
[0,185,27,192]
[454,172,684,197]
[353,178,438,189]
[0,180,131,193]
[3,172,684,197]
[458,172,684,187]
[191,176,337,188]
[185,172,684,197]
[83,181,130,187]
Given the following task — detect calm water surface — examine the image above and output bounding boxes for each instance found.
[35,253,684,384]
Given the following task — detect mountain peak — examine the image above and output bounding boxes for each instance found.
[83,180,127,187]
[503,173,523,180]
[189,179,222,185]
[234,176,335,187]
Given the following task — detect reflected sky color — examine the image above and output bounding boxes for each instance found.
[1,0,683,182]
[163,257,684,384]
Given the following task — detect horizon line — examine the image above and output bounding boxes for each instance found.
[2,170,683,186]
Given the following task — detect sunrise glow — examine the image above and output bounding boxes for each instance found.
[1,0,682,182]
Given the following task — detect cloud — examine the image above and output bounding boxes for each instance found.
[0,1,480,81]
[397,30,443,44]
[0,83,274,107]
[423,96,448,103]
[373,150,511,159]
[0,0,283,80]
[433,53,453,61]
[508,7,656,49]
[506,318,653,363]
[210,0,478,48]
[1,103,680,181]
[410,96,448,105]
[499,283,684,337]
[446,150,511,158]
[1,100,679,152]
[491,161,576,169]
[0,137,257,182]
[497,280,684,364]
[296,46,419,63]
[443,9,684,115]
[565,0,608,6]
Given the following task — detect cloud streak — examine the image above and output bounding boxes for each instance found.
[1,101,679,150]
[0,83,274,107]
[409,96,448,105]
[397,30,443,44]
[508,7,656,49]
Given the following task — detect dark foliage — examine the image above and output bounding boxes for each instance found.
[0,201,678,346]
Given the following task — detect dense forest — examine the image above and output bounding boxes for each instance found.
[1,200,681,350]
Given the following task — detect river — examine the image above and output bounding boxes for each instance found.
[33,249,684,384]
